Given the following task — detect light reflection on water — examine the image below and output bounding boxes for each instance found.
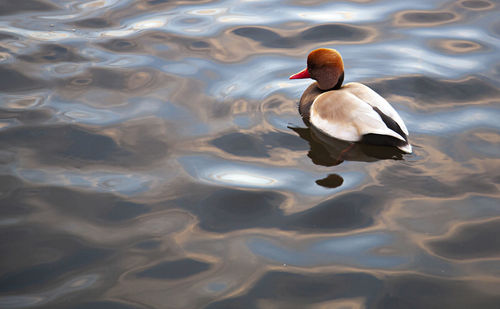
[248,232,408,268]
[402,105,500,134]
[1,0,500,308]
[0,274,98,309]
[179,155,365,195]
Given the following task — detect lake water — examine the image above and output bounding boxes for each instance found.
[1,0,500,308]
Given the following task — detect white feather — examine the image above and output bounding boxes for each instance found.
[398,143,412,153]
[310,108,360,141]
[310,86,407,142]
[343,82,409,135]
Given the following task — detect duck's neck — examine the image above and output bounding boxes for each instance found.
[332,72,344,90]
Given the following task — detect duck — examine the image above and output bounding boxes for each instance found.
[290,48,412,154]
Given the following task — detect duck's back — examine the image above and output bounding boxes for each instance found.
[307,82,412,153]
[342,82,409,136]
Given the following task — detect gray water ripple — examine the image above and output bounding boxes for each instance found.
[1,0,500,308]
[0,274,98,308]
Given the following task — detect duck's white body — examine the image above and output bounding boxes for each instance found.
[309,82,412,153]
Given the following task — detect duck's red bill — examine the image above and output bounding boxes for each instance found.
[289,68,310,79]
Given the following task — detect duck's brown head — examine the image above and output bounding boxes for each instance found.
[290,48,344,91]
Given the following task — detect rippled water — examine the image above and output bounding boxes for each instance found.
[1,0,500,308]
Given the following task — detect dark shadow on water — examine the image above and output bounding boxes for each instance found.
[135,258,211,280]
[315,173,344,189]
[71,300,147,309]
[289,126,403,188]
[397,11,457,25]
[289,126,403,167]
[0,124,130,165]
[98,39,140,53]
[0,230,110,293]
[367,75,500,106]
[18,44,88,63]
[0,0,58,16]
[0,107,53,124]
[73,18,114,29]
[197,189,285,232]
[210,131,308,158]
[0,32,18,40]
[0,66,47,92]
[0,123,169,168]
[205,271,380,309]
[282,192,379,232]
[194,187,383,233]
[427,218,500,260]
[211,132,271,158]
[232,23,372,49]
[205,270,500,309]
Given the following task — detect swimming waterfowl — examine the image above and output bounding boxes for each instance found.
[290,48,412,153]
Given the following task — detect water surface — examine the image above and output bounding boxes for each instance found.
[1,0,500,308]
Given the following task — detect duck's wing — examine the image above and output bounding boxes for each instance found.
[310,90,407,143]
[343,82,409,136]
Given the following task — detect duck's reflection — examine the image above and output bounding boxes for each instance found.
[315,173,344,189]
[290,125,404,188]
